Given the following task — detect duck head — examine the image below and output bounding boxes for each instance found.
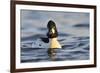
[47,20,58,38]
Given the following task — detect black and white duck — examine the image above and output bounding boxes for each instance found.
[29,20,62,49]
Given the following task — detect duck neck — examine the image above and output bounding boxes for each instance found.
[50,38,62,49]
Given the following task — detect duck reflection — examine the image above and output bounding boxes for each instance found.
[48,48,57,61]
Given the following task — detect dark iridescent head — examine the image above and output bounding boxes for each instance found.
[47,20,58,38]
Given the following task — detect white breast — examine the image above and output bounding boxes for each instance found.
[50,38,62,48]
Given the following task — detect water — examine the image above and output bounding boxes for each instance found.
[21,27,89,63]
[21,10,90,63]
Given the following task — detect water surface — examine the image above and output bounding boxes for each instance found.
[21,10,90,63]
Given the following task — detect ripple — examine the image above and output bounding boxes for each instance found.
[21,36,89,63]
[38,28,47,31]
[73,24,89,28]
[58,33,71,37]
[73,36,89,40]
[69,51,87,54]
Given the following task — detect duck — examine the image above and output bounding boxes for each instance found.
[47,20,62,49]
[30,20,62,49]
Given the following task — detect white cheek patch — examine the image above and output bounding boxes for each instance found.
[52,28,55,34]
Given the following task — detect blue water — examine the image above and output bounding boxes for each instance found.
[21,10,90,63]
[21,27,89,63]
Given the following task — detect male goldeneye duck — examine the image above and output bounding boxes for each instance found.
[47,20,62,49]
[31,20,62,49]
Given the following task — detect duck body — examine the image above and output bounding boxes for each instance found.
[50,38,62,49]
[31,37,61,49]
